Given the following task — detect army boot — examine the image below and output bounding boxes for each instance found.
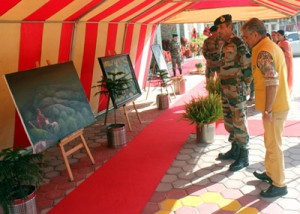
[179,68,182,75]
[216,142,239,160]
[173,69,176,77]
[229,146,249,172]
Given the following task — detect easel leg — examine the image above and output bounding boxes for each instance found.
[123,105,132,131]
[146,60,157,100]
[133,101,142,124]
[104,97,110,125]
[146,81,151,100]
[58,128,95,181]
[58,143,74,181]
[80,134,95,164]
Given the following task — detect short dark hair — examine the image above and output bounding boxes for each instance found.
[241,18,267,36]
[277,30,285,36]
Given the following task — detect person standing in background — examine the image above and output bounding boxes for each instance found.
[169,33,182,77]
[277,30,293,95]
[214,14,252,172]
[271,31,279,44]
[202,25,223,82]
[241,18,290,198]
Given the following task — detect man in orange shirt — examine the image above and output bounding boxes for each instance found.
[241,18,290,198]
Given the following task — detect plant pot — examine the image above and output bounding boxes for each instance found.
[196,123,215,143]
[8,185,37,214]
[196,68,205,74]
[173,78,186,95]
[106,124,127,148]
[156,94,169,110]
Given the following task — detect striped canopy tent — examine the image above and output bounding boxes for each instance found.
[1,0,299,149]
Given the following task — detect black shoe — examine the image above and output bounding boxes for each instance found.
[253,171,272,184]
[260,185,287,198]
[217,143,239,160]
[229,147,249,172]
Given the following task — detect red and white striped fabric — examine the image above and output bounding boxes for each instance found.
[0,0,193,149]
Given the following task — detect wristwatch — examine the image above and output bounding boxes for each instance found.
[264,110,272,115]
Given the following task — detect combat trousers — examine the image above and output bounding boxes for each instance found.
[171,57,182,76]
[263,110,288,187]
[222,96,249,145]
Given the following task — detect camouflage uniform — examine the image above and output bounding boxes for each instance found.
[202,36,223,79]
[219,34,252,147]
[169,39,182,76]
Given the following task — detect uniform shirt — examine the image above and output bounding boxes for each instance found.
[202,36,223,70]
[252,37,290,113]
[219,34,252,100]
[169,40,181,59]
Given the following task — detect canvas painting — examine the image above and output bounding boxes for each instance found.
[5,61,96,153]
[98,54,142,109]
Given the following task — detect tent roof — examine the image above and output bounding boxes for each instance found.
[163,0,300,23]
[1,0,300,24]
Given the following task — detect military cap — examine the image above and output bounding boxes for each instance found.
[172,33,178,37]
[214,14,232,26]
[210,25,217,32]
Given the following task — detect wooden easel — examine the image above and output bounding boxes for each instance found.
[58,128,95,181]
[104,97,142,131]
[36,60,95,181]
[146,57,176,102]
[146,60,158,100]
[102,50,142,131]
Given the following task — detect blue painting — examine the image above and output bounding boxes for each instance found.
[5,62,95,153]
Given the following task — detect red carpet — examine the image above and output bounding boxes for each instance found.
[215,119,300,137]
[49,78,207,214]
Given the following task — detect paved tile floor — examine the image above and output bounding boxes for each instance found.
[142,134,300,214]
[141,68,300,214]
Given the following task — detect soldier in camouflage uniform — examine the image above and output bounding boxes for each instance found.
[214,14,253,172]
[202,25,223,81]
[169,33,182,76]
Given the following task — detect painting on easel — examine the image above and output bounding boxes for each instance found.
[4,61,95,153]
[98,53,142,109]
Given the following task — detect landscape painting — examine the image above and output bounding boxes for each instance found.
[5,61,96,153]
[98,54,142,109]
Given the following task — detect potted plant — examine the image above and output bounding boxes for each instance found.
[182,93,223,143]
[205,74,221,95]
[93,71,131,148]
[156,69,173,110]
[194,62,205,74]
[0,147,46,214]
[172,75,186,95]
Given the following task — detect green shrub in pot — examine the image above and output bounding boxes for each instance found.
[0,148,46,214]
[182,93,223,126]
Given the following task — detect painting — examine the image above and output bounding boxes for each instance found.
[98,54,142,109]
[5,61,96,153]
[151,44,169,71]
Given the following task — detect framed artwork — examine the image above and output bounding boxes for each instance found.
[98,53,142,109]
[151,44,168,71]
[5,61,96,153]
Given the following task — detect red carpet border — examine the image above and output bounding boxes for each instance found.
[215,119,300,137]
[49,77,206,214]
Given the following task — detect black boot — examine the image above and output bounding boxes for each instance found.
[229,146,249,171]
[173,69,176,77]
[216,142,239,160]
[179,68,182,75]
